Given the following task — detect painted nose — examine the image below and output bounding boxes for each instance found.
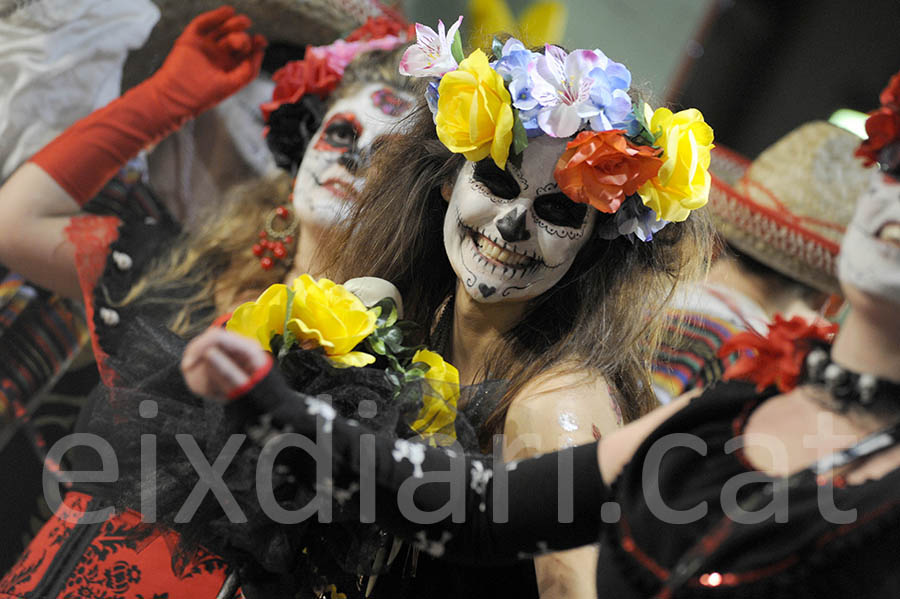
[496,207,530,242]
[338,148,362,174]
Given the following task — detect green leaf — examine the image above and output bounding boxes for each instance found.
[492,37,504,60]
[450,30,464,64]
[508,147,524,171]
[382,327,405,353]
[409,361,432,373]
[385,371,402,389]
[632,102,658,146]
[385,353,403,373]
[368,336,387,356]
[281,286,296,343]
[372,298,398,328]
[384,301,398,327]
[404,367,428,381]
[278,330,297,361]
[511,110,529,157]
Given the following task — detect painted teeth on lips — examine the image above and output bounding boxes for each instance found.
[878,222,900,248]
[473,231,534,268]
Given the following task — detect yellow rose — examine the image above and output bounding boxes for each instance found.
[638,106,714,222]
[436,48,514,169]
[225,276,377,366]
[286,274,377,367]
[226,284,289,351]
[409,349,460,446]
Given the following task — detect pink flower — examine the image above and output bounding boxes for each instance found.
[307,36,406,78]
[399,17,463,77]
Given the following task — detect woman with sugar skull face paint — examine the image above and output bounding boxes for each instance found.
[260,38,421,283]
[185,70,900,598]
[444,135,599,303]
[181,26,716,598]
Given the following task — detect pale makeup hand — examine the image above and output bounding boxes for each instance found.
[181,327,271,400]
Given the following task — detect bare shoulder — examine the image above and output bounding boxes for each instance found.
[502,365,621,460]
[598,395,692,486]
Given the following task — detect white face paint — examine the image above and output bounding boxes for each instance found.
[443,136,598,303]
[293,82,415,228]
[838,171,900,305]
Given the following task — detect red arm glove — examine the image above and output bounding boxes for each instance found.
[31,5,266,205]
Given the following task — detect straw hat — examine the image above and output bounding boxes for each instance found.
[708,121,873,295]
[122,0,385,89]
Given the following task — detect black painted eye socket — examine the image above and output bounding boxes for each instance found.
[534,193,587,228]
[472,159,520,199]
[323,119,359,149]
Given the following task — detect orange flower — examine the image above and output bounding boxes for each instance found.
[719,314,838,393]
[553,130,662,213]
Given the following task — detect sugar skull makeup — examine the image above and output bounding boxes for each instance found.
[838,171,900,304]
[443,136,598,303]
[293,82,415,228]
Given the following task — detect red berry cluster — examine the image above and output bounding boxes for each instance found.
[252,205,296,270]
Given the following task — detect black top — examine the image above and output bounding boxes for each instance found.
[598,380,900,598]
[237,369,900,598]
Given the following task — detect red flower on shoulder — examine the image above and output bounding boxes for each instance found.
[260,53,341,122]
[345,16,415,42]
[855,107,900,166]
[880,71,900,111]
[718,314,838,393]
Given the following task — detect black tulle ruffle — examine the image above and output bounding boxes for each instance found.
[81,313,488,597]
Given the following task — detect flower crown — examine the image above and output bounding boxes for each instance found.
[855,70,900,174]
[260,15,414,170]
[400,18,715,242]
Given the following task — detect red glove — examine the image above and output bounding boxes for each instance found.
[31,6,267,205]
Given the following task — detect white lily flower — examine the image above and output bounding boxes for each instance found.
[399,16,463,77]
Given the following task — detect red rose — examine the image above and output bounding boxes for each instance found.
[259,53,340,122]
[719,314,838,393]
[345,16,414,42]
[854,107,900,166]
[553,130,662,213]
[880,71,900,111]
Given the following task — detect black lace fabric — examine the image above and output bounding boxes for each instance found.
[78,310,488,597]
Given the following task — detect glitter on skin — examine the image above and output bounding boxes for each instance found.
[558,411,579,432]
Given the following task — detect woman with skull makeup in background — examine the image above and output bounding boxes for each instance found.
[263,32,420,281]
[187,69,900,598]
[183,27,715,598]
[0,8,428,599]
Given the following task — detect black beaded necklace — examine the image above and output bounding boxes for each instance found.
[804,343,900,407]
